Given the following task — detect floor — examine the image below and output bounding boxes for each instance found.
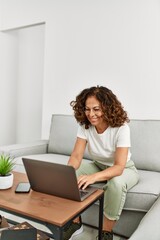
[0,211,124,240]
[71,225,122,240]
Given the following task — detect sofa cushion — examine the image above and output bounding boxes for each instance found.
[124,170,160,212]
[92,169,160,213]
[47,114,91,159]
[129,120,160,171]
[15,154,69,166]
[48,115,77,155]
[14,153,91,173]
[48,116,160,172]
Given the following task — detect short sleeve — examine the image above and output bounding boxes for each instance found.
[77,125,87,140]
[116,124,131,147]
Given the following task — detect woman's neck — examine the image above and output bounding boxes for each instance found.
[95,122,108,134]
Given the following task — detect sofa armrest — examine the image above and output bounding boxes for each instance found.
[0,140,48,158]
[129,197,160,240]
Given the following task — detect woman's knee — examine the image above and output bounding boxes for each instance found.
[104,176,127,193]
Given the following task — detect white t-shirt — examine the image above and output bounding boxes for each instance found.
[77,124,131,166]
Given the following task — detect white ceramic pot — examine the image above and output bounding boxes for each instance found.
[0,172,14,189]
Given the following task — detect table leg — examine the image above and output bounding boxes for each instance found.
[46,223,63,240]
[98,193,104,240]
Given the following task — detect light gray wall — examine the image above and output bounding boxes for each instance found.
[0,0,160,143]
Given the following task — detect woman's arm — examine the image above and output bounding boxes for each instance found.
[78,147,128,189]
[68,137,87,170]
[94,147,128,181]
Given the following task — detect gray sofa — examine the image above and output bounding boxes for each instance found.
[1,114,160,239]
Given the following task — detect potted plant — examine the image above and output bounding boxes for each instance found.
[0,154,15,189]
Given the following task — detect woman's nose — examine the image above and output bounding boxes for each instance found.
[89,109,95,116]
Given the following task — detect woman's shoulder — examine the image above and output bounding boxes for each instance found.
[120,123,130,129]
[110,122,129,129]
[109,123,130,135]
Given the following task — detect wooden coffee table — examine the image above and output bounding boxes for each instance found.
[0,172,104,240]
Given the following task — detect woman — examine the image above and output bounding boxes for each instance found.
[65,86,139,240]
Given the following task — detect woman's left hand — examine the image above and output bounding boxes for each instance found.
[78,174,96,189]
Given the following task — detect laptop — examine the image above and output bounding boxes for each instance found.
[1,229,37,240]
[22,158,97,201]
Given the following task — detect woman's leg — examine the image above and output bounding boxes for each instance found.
[76,161,102,177]
[103,161,139,226]
[76,160,139,234]
[74,161,102,223]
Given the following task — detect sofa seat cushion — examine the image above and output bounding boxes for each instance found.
[14,153,91,173]
[124,170,160,212]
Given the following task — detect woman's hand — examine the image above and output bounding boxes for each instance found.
[78,174,97,189]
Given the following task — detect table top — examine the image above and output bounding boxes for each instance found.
[0,171,104,226]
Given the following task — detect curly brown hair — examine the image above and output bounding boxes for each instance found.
[70,86,129,129]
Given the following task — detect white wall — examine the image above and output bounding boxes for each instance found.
[15,24,45,143]
[0,24,45,145]
[0,31,18,145]
[0,0,160,142]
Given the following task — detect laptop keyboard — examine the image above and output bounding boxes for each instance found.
[79,189,89,198]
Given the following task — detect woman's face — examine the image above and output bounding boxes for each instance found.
[85,96,106,129]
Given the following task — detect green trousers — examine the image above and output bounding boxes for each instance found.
[76,160,139,221]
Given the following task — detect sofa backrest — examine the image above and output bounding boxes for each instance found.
[129,120,160,172]
[48,114,90,159]
[48,115,160,172]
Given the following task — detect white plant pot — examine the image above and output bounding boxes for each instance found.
[0,172,14,189]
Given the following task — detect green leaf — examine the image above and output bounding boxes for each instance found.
[0,154,15,176]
